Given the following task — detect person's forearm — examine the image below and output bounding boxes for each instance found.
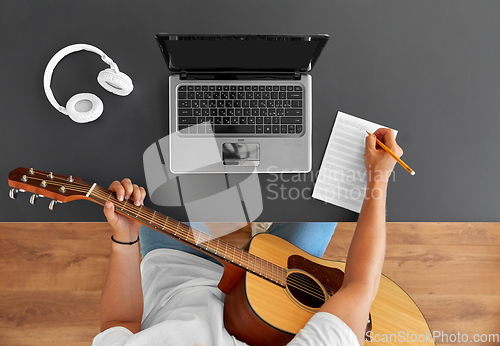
[342,180,387,297]
[100,241,143,333]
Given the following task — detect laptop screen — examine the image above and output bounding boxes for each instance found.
[156,34,329,73]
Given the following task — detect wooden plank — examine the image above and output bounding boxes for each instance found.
[330,222,500,246]
[0,290,101,346]
[0,223,112,291]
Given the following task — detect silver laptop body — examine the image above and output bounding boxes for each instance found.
[156,34,329,174]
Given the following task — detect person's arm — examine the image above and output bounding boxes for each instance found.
[318,128,403,345]
[100,179,146,334]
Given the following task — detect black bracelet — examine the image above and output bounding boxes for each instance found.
[111,235,140,245]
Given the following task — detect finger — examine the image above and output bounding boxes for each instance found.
[365,133,377,153]
[132,184,142,206]
[121,178,134,200]
[139,186,146,205]
[103,201,118,226]
[109,180,125,201]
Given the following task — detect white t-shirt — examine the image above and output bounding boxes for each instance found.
[92,249,358,346]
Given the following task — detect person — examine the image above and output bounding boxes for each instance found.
[92,128,403,346]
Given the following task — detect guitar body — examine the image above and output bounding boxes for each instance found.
[224,233,435,346]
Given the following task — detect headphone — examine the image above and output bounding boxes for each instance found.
[43,44,133,123]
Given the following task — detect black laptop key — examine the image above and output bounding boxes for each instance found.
[285,109,302,116]
[179,109,193,116]
[178,92,187,99]
[214,125,255,133]
[179,100,191,108]
[264,125,272,133]
[281,117,302,124]
[287,92,302,99]
[291,100,302,107]
[179,117,197,124]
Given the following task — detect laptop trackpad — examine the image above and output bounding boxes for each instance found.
[222,143,260,166]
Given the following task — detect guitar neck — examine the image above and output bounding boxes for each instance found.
[87,184,286,286]
[7,167,286,287]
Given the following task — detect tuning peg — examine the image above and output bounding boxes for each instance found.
[30,194,39,205]
[49,200,61,211]
[9,188,18,199]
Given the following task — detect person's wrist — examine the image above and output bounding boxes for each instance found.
[112,230,139,244]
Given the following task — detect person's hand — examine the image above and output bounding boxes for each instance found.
[103,178,146,243]
[365,128,403,184]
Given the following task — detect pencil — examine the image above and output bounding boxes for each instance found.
[366,131,415,176]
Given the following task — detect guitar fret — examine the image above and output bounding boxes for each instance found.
[232,245,236,263]
[215,239,219,255]
[222,242,227,259]
[162,216,168,231]
[120,198,128,211]
[135,205,143,218]
[149,210,156,224]
[174,221,180,236]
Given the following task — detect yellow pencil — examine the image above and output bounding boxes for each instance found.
[366,131,415,176]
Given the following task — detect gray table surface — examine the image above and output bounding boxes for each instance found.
[2,0,499,222]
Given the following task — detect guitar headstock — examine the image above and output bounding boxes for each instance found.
[8,167,92,209]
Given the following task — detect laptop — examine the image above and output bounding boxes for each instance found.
[155,34,329,173]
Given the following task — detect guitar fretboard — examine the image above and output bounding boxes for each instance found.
[89,185,286,287]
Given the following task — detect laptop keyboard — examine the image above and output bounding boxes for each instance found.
[177,84,304,136]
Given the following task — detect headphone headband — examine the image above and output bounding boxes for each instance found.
[43,44,120,115]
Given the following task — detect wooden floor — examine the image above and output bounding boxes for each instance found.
[0,222,499,346]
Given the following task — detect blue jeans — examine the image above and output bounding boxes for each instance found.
[139,222,337,265]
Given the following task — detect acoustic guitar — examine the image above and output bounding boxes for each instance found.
[8,167,435,346]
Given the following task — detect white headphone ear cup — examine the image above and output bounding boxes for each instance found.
[97,69,133,96]
[65,93,104,123]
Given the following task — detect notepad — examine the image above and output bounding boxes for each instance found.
[312,111,397,213]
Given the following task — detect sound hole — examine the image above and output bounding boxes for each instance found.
[286,271,326,309]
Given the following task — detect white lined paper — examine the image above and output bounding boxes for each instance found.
[312,111,397,213]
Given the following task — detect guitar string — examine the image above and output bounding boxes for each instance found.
[22,173,337,297]
[63,185,335,299]
[22,177,334,299]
